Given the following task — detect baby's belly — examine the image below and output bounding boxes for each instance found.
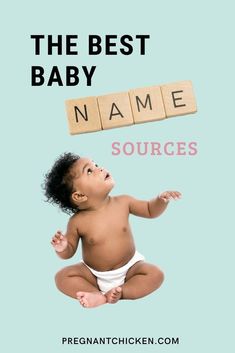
[82,238,136,271]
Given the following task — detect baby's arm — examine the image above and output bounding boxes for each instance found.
[51,216,80,259]
[124,191,181,218]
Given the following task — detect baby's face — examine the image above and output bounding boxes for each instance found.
[71,157,115,198]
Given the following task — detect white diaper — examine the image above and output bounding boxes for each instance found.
[82,251,145,293]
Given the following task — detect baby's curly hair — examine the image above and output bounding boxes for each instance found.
[43,152,80,215]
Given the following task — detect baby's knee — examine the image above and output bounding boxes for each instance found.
[152,266,165,288]
[158,268,165,285]
[55,267,68,289]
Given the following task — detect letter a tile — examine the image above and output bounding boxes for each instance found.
[97,92,134,130]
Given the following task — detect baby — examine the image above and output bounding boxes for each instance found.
[44,152,181,308]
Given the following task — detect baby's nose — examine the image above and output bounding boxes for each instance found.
[95,166,104,173]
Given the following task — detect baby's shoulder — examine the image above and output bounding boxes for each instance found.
[112,194,132,205]
[67,211,85,234]
[68,211,82,227]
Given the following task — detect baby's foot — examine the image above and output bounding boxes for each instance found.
[105,287,122,304]
[76,291,107,308]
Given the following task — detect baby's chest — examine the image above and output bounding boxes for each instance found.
[81,213,129,245]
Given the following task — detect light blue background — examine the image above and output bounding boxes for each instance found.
[1,0,234,352]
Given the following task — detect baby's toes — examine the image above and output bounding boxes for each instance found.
[79,298,88,307]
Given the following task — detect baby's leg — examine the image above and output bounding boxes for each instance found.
[122,261,164,300]
[55,263,106,308]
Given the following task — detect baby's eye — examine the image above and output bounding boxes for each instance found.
[87,168,93,175]
[95,164,98,167]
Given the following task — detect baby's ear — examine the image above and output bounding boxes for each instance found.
[71,191,88,205]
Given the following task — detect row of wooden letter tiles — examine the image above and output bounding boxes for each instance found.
[65,80,197,135]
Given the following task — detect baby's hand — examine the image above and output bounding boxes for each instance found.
[158,191,182,203]
[51,230,68,253]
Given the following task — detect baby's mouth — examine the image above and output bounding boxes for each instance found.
[105,172,111,180]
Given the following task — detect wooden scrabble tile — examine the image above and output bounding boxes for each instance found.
[160,80,197,118]
[65,96,102,134]
[129,86,166,123]
[97,92,134,130]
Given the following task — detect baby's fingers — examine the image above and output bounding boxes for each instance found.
[56,230,64,237]
[169,191,182,200]
[55,230,64,239]
[51,233,64,245]
[51,237,60,246]
[159,191,182,202]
